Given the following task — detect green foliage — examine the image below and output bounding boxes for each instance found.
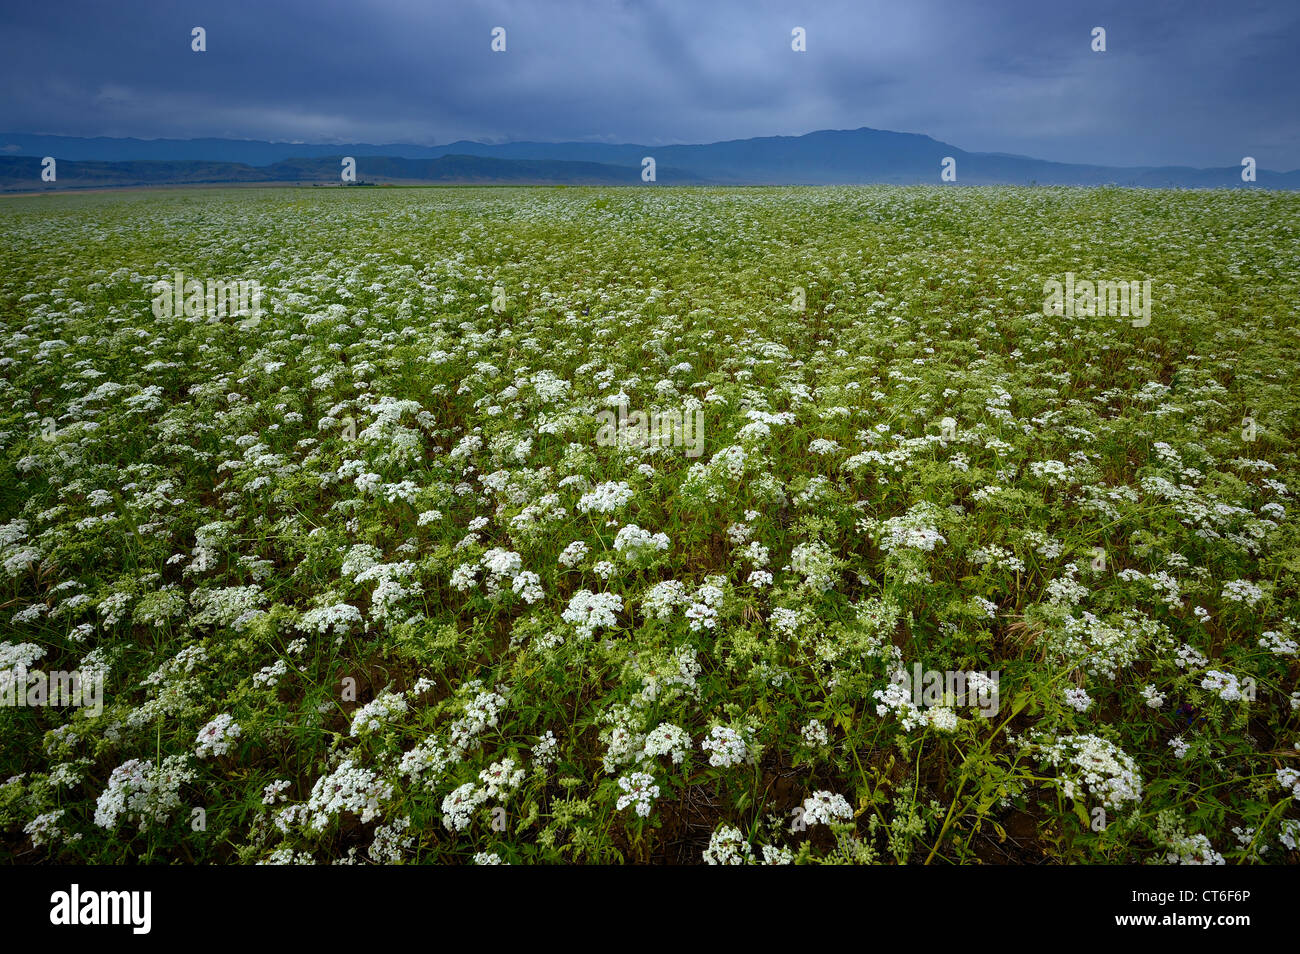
[0,185,1297,865]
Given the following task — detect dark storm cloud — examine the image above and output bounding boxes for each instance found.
[1,0,1296,168]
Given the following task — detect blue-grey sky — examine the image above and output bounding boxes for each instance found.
[1,0,1297,169]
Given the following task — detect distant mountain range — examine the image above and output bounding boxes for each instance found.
[2,127,1296,191]
[0,153,703,190]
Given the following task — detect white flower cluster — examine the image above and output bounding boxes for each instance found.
[615,771,660,817]
[0,519,38,579]
[801,719,830,747]
[641,579,687,619]
[613,524,670,561]
[1175,643,1208,669]
[482,546,521,577]
[1164,831,1226,865]
[510,570,544,604]
[876,503,947,553]
[577,480,634,514]
[800,790,854,827]
[1063,688,1093,712]
[703,824,754,864]
[353,561,422,623]
[190,584,267,632]
[398,735,456,791]
[1045,568,1089,606]
[450,562,478,590]
[1029,459,1072,485]
[685,578,726,631]
[0,641,45,694]
[306,758,392,829]
[195,713,242,758]
[94,756,194,831]
[24,810,74,849]
[532,730,558,770]
[349,691,409,736]
[1277,767,1300,802]
[1022,529,1064,559]
[558,540,589,568]
[341,543,383,581]
[789,540,838,592]
[769,607,803,637]
[702,824,793,865]
[642,722,693,764]
[1036,734,1143,810]
[1200,670,1246,703]
[635,646,702,707]
[253,659,289,688]
[1259,630,1298,656]
[1221,578,1265,607]
[453,548,544,604]
[562,589,623,639]
[872,680,958,733]
[262,779,292,805]
[441,782,488,831]
[599,704,646,773]
[479,758,525,798]
[1280,819,1300,850]
[449,683,507,751]
[369,815,414,863]
[969,544,1026,574]
[701,725,755,768]
[1047,611,1157,680]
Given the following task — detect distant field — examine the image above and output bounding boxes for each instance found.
[1,185,1298,864]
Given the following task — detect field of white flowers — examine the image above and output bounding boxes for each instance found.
[1,185,1298,864]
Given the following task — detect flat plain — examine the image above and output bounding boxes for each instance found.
[1,185,1298,864]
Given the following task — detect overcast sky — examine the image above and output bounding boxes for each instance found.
[1,0,1297,169]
